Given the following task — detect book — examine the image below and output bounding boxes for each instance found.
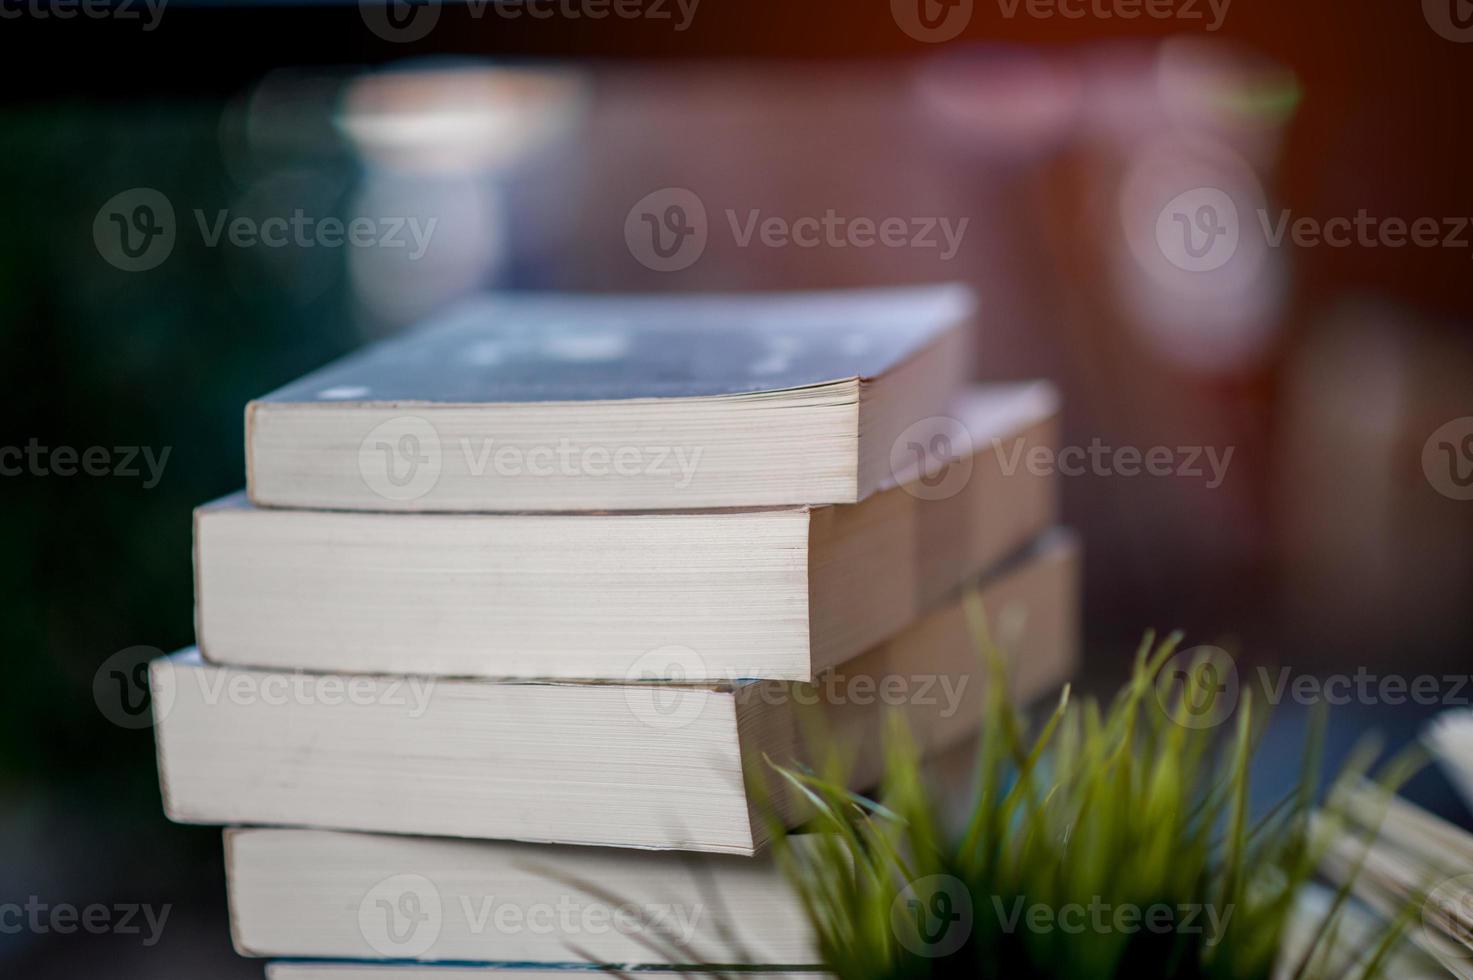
[245,286,973,512]
[1317,782,1473,978]
[153,533,1078,855]
[199,383,1057,681]
[227,827,818,966]
[1280,881,1451,980]
[1427,709,1473,814]
[229,735,1002,969]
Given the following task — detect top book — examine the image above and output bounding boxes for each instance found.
[246,285,974,511]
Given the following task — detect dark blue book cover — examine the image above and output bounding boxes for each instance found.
[259,285,973,405]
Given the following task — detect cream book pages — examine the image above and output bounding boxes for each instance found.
[154,534,1079,855]
[1427,709,1473,813]
[199,383,1059,681]
[227,828,818,965]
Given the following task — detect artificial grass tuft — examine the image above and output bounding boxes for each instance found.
[756,605,1425,980]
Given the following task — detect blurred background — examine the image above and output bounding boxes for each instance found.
[4,0,1473,975]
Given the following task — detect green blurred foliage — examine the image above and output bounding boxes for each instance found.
[0,100,360,835]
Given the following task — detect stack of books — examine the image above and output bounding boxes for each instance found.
[148,286,1079,978]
